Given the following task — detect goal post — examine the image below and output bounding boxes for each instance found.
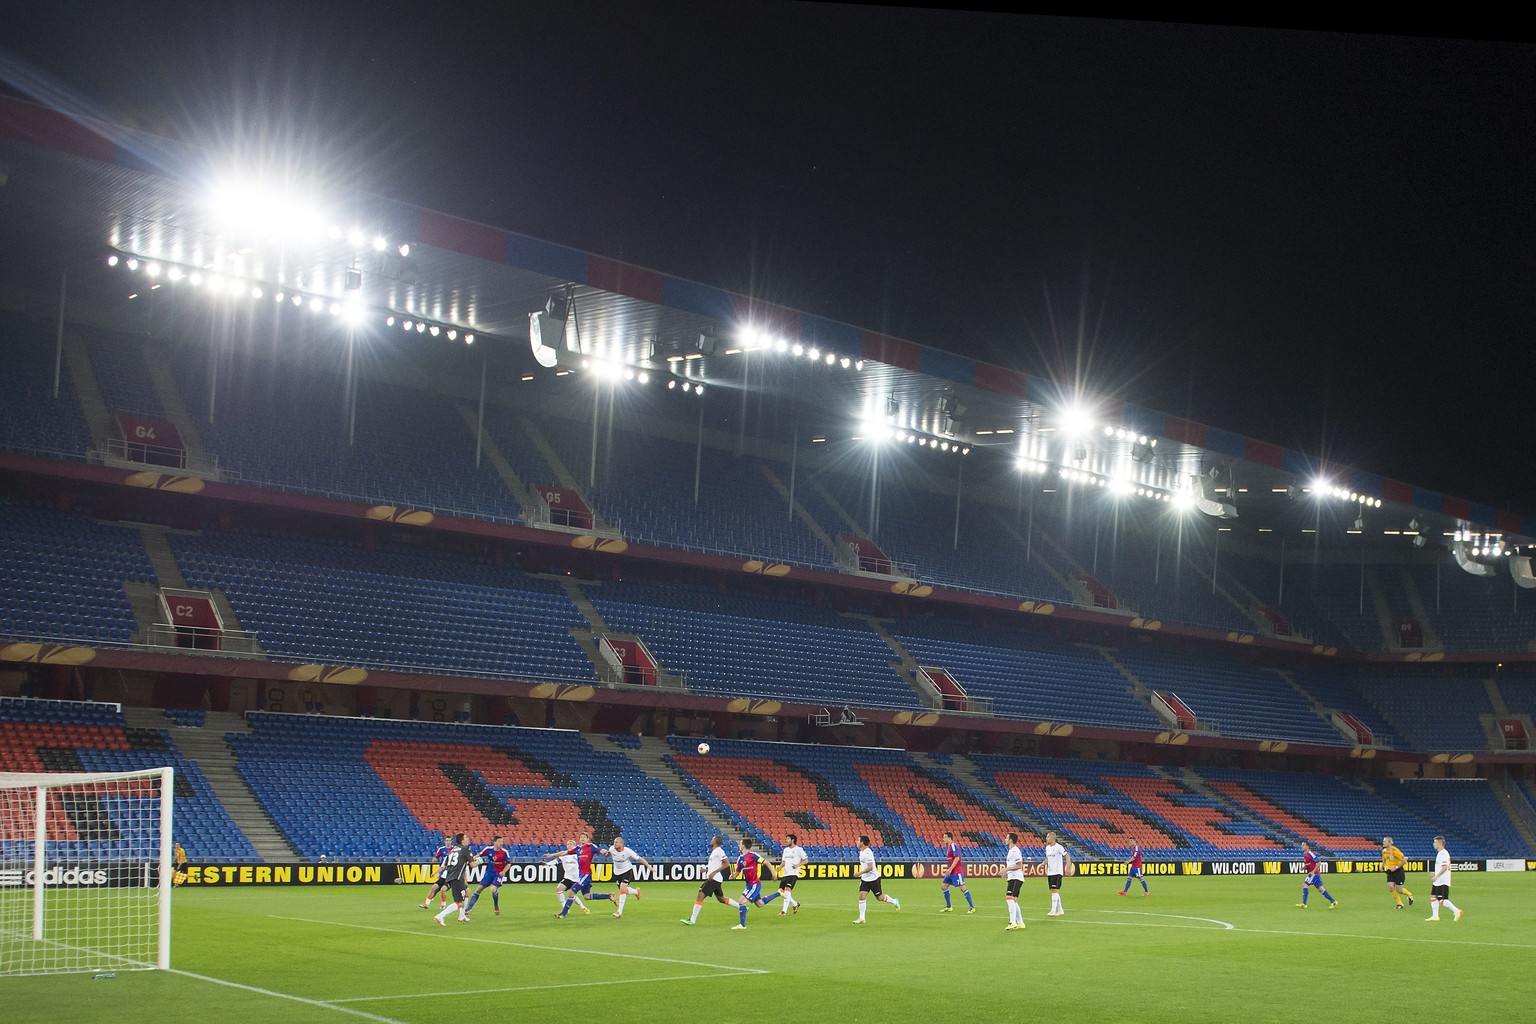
[0,767,174,975]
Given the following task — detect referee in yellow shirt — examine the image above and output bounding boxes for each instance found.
[1381,836,1414,909]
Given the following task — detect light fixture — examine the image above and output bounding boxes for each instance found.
[107,254,119,267]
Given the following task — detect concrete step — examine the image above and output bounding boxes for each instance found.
[608,735,739,839]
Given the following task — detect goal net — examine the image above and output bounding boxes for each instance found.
[0,768,173,975]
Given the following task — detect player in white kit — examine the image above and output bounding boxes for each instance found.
[775,832,808,916]
[1042,831,1072,917]
[553,836,590,915]
[601,837,651,918]
[854,834,901,923]
[1426,835,1464,922]
[1004,832,1027,930]
[681,835,747,927]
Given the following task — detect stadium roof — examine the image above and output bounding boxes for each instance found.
[1,92,1531,556]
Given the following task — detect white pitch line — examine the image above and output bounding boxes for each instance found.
[1231,925,1536,951]
[268,915,771,974]
[331,971,758,1003]
[170,969,410,1024]
[1084,909,1235,929]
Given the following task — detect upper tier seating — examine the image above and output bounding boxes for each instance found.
[0,698,257,862]
[170,531,591,679]
[1348,676,1494,752]
[169,346,516,520]
[1286,668,1405,748]
[1110,646,1343,745]
[891,616,1163,730]
[589,580,920,708]
[230,713,716,860]
[541,410,833,568]
[0,312,92,460]
[0,499,156,646]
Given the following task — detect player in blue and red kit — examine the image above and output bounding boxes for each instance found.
[730,837,773,926]
[464,836,512,917]
[544,830,614,918]
[418,832,454,910]
[1296,841,1338,908]
[938,831,975,912]
[1118,838,1149,896]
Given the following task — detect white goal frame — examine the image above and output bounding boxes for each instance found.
[0,767,174,974]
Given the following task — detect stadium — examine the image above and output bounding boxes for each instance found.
[1,43,1534,1024]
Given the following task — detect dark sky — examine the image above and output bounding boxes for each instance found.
[5,3,1534,509]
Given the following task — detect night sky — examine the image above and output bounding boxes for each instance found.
[5,4,1533,509]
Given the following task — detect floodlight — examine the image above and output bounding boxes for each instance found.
[167,267,184,281]
[682,381,692,392]
[292,294,303,307]
[309,297,324,312]
[250,286,263,299]
[463,334,474,344]
[275,292,286,303]
[1057,402,1093,436]
[107,255,119,267]
[145,263,161,277]
[446,329,456,339]
[329,302,342,316]
[792,344,804,356]
[126,259,139,271]
[416,322,426,333]
[1171,490,1196,511]
[373,235,387,252]
[855,360,864,370]
[808,347,821,360]
[402,319,414,331]
[386,316,395,327]
[348,229,366,248]
[638,371,650,383]
[398,243,410,257]
[840,357,851,368]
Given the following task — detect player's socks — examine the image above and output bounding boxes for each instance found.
[739,903,748,926]
[574,895,588,912]
[616,892,628,913]
[591,893,612,901]
[491,892,499,912]
[1140,879,1149,893]
[943,888,952,908]
[1320,888,1336,904]
[1300,888,1309,906]
[857,897,866,923]
[887,895,900,910]
[963,889,974,909]
[761,892,780,906]
[465,892,480,913]
[689,901,703,924]
[434,901,457,923]
[559,897,574,918]
[1393,892,1403,907]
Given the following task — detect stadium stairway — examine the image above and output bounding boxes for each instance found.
[559,579,687,690]
[1363,568,1401,651]
[1264,668,1353,744]
[846,614,941,709]
[452,402,534,514]
[608,735,741,840]
[60,331,114,450]
[1155,766,1313,853]
[939,753,1086,858]
[140,341,216,472]
[1394,565,1445,650]
[131,526,265,656]
[757,463,844,562]
[126,707,298,861]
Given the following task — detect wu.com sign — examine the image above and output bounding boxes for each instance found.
[0,864,149,887]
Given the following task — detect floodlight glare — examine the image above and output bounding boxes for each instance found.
[791,344,804,356]
[638,371,650,383]
[397,243,410,257]
[126,259,139,271]
[107,254,119,267]
[464,334,474,344]
[167,267,184,281]
[1057,402,1094,436]
[1171,490,1196,511]
[292,294,303,307]
[416,322,426,333]
[668,379,677,390]
[429,325,440,337]
[840,357,851,368]
[386,316,395,327]
[250,286,263,299]
[309,297,324,312]
[274,292,285,303]
[372,235,387,252]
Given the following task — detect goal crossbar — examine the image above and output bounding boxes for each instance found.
[0,766,174,975]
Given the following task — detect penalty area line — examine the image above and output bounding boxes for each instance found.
[330,971,760,1003]
[170,969,409,1024]
[268,915,771,974]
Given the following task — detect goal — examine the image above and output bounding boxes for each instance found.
[0,768,174,975]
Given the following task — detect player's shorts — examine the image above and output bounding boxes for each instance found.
[779,875,798,890]
[1047,873,1063,890]
[1431,884,1450,899]
[699,878,724,899]
[479,870,503,888]
[567,874,592,895]
[446,877,468,902]
[613,870,635,889]
[559,875,582,892]
[942,872,965,887]
[859,878,884,897]
[1126,867,1144,879]
[741,882,762,902]
[1305,873,1324,887]
[1386,867,1405,885]
[1006,878,1023,898]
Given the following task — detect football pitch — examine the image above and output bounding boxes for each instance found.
[10,873,1534,1024]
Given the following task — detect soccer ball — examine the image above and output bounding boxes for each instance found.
[697,742,711,755]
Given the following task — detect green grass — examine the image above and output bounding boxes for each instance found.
[9,872,1534,1024]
